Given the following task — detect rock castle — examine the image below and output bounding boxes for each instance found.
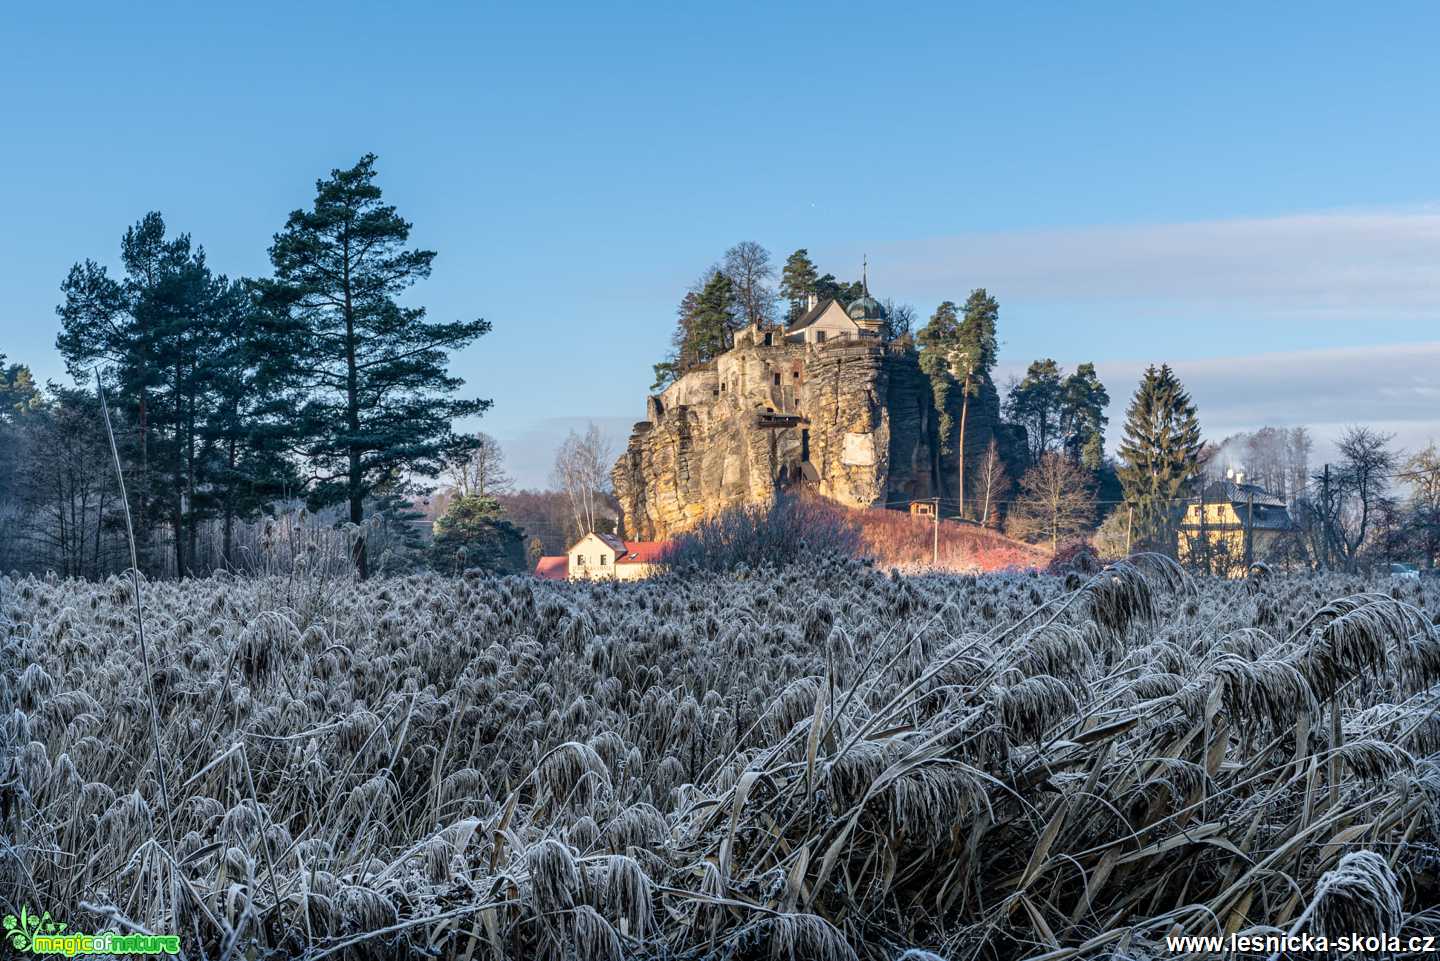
[612,292,1015,541]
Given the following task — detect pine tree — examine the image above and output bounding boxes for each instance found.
[1116,364,1202,551]
[57,212,223,575]
[651,290,699,390]
[779,249,818,322]
[653,268,737,391]
[1060,362,1110,469]
[812,274,864,306]
[918,290,998,516]
[203,279,297,569]
[1006,359,1064,463]
[686,272,734,364]
[254,154,491,578]
[951,290,999,517]
[917,301,961,501]
[0,356,40,419]
[431,492,525,574]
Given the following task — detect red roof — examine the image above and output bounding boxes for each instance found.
[534,555,569,580]
[617,540,671,565]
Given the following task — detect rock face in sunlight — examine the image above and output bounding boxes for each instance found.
[613,333,947,540]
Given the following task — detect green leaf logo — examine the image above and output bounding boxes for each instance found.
[4,907,33,950]
[3,905,65,950]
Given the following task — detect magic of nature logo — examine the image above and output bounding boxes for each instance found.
[3,906,179,956]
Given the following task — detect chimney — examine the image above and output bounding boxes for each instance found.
[806,292,818,310]
[1235,471,1245,485]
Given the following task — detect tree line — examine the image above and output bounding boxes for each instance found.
[1,155,492,579]
[651,245,907,390]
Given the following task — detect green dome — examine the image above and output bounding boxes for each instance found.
[846,295,885,321]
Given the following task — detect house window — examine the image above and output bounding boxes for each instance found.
[576,555,585,566]
[792,370,800,380]
[772,373,781,386]
[763,332,773,346]
[599,554,607,566]
[816,331,827,343]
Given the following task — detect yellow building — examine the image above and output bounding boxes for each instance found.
[534,532,671,581]
[1178,479,1295,577]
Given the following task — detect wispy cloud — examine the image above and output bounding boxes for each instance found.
[880,207,1440,463]
[881,207,1440,318]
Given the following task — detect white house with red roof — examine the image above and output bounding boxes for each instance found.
[534,531,671,581]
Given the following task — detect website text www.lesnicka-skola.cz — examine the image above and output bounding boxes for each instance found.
[1166,932,1439,955]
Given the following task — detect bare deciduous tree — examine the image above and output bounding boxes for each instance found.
[721,241,776,329]
[879,299,916,343]
[1403,441,1440,569]
[1208,424,1313,503]
[1006,452,1094,554]
[552,423,614,539]
[978,439,1008,528]
[1304,427,1398,571]
[446,432,513,499]
[1287,426,1313,503]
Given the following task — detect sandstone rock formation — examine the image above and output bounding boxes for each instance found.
[614,327,1020,541]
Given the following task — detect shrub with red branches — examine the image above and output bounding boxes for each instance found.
[854,508,1048,572]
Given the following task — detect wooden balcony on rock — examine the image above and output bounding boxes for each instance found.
[754,411,807,430]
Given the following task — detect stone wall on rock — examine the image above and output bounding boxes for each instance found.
[613,331,955,541]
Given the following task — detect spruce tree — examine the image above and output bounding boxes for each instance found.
[779,249,818,322]
[254,154,491,578]
[1116,364,1202,551]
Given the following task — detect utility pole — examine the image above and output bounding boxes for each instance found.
[1124,505,1134,556]
[932,497,940,567]
[1321,463,1332,569]
[1196,484,1208,576]
[1244,490,1255,569]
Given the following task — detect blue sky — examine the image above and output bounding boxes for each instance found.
[3,2,1438,485]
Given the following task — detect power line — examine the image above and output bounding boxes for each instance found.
[869,464,1439,513]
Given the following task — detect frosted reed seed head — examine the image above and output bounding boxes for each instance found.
[1213,655,1318,730]
[728,913,859,961]
[996,674,1078,743]
[525,838,580,914]
[1306,850,1404,938]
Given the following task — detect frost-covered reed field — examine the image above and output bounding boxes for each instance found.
[3,559,1440,959]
